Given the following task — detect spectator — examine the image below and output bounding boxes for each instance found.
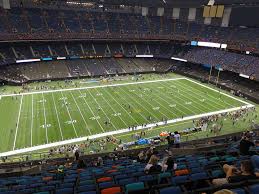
[239,133,255,155]
[137,151,145,162]
[97,157,103,166]
[56,165,65,180]
[161,151,177,172]
[212,160,256,186]
[145,147,156,162]
[75,150,80,161]
[166,132,174,149]
[174,131,181,148]
[144,155,162,174]
[213,189,234,194]
[77,159,86,168]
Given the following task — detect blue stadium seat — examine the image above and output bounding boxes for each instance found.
[78,185,96,192]
[115,174,128,180]
[231,188,246,194]
[249,184,259,194]
[159,186,182,194]
[190,172,208,181]
[125,182,145,194]
[78,192,96,194]
[191,167,203,173]
[99,181,115,189]
[55,188,73,194]
[118,178,136,186]
[60,182,74,188]
[210,169,224,178]
[138,175,155,182]
[171,175,189,185]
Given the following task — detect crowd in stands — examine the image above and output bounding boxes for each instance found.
[0,128,258,194]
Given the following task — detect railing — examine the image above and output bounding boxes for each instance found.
[0,31,255,53]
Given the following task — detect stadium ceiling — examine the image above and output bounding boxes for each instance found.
[66,0,259,7]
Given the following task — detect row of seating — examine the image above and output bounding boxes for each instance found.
[0,8,258,50]
[0,144,258,194]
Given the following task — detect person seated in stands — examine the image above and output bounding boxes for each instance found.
[97,157,103,166]
[56,165,65,180]
[145,147,157,162]
[239,132,255,155]
[161,151,177,172]
[77,159,86,168]
[144,155,162,174]
[137,151,145,163]
[213,189,235,194]
[166,132,174,149]
[212,160,256,186]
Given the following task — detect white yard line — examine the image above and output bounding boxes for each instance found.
[100,87,140,126]
[119,86,161,121]
[86,89,119,130]
[145,83,196,116]
[159,81,215,113]
[176,80,234,109]
[128,86,173,119]
[60,91,78,137]
[135,87,179,118]
[30,95,33,147]
[0,78,186,97]
[78,90,106,133]
[41,93,48,144]
[51,93,64,140]
[97,88,128,128]
[185,78,251,106]
[70,91,92,135]
[13,95,23,150]
[3,104,253,157]
[102,88,149,123]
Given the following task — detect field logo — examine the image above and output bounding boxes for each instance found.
[65,120,77,124]
[90,116,100,120]
[112,112,121,117]
[41,124,51,128]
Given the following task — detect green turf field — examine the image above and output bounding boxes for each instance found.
[0,76,252,154]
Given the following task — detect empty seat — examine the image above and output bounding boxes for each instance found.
[172,175,189,185]
[78,185,96,192]
[159,186,182,194]
[125,182,145,194]
[118,178,136,186]
[101,187,121,194]
[231,188,246,194]
[190,172,208,181]
[99,182,115,189]
[55,188,73,194]
[249,184,259,194]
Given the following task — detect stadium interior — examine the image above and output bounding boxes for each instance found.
[0,0,259,194]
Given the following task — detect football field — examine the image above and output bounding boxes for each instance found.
[0,77,252,155]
